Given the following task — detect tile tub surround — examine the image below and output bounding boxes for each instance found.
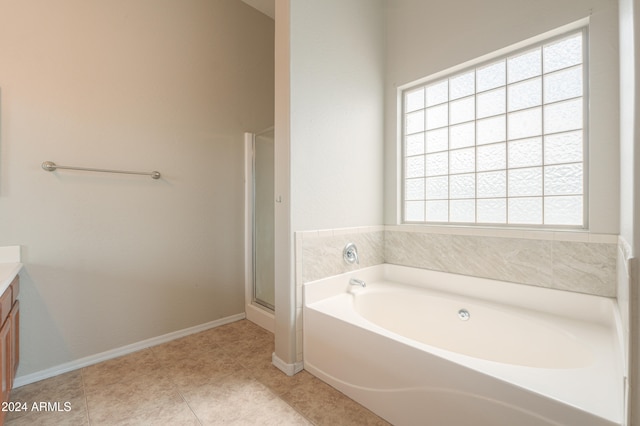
[296,227,617,299]
[384,228,617,297]
[296,227,385,284]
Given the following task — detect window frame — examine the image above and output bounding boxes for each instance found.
[399,26,589,229]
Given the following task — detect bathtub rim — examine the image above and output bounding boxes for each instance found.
[304,263,618,327]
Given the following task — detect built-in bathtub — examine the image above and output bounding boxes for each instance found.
[303,264,623,426]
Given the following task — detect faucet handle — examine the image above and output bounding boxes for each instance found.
[343,243,359,264]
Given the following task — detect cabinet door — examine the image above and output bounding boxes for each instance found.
[10,301,19,379]
[0,317,11,411]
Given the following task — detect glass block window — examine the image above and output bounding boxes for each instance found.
[402,30,586,227]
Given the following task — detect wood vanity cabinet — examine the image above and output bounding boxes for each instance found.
[0,276,19,425]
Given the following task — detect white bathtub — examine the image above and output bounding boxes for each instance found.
[303,264,623,426]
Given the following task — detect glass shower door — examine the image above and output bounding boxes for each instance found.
[253,129,275,310]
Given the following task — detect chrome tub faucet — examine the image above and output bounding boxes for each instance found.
[349,278,366,288]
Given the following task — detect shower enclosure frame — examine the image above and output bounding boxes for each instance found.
[244,129,276,333]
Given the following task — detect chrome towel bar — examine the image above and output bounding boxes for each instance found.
[42,161,161,179]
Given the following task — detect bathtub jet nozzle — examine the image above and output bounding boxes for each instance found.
[458,309,470,321]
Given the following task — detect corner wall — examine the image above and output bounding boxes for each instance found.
[275,0,386,366]
[618,0,640,423]
[289,0,385,232]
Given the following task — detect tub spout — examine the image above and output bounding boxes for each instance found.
[349,278,366,287]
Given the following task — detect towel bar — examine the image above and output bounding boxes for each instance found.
[41,161,161,179]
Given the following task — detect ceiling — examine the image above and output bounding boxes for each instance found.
[241,0,275,19]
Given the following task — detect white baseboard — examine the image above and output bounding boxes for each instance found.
[245,303,275,333]
[13,313,246,388]
[271,352,304,376]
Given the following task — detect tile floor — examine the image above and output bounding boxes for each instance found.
[6,320,390,425]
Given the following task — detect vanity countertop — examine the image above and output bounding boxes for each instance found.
[0,246,22,295]
[0,263,21,296]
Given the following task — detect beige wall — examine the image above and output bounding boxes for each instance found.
[0,0,274,378]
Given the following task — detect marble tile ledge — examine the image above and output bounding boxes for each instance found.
[386,224,618,244]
